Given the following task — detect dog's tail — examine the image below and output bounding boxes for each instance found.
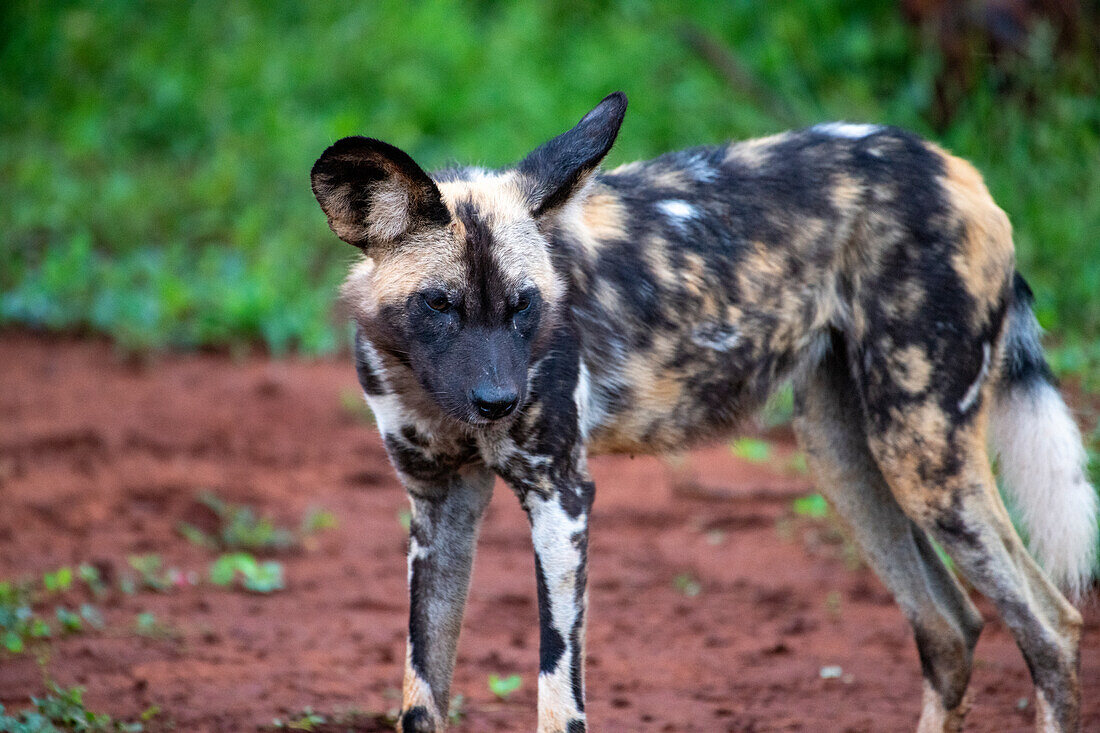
[989,273,1098,600]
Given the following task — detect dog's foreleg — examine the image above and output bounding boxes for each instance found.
[524,483,593,733]
[398,466,494,733]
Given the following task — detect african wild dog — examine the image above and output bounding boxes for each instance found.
[311,93,1097,732]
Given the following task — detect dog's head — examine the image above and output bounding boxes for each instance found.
[312,93,626,426]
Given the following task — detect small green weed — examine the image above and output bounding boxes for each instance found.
[447,694,465,725]
[209,553,284,593]
[55,607,83,634]
[487,673,522,700]
[126,556,174,592]
[0,581,37,654]
[300,508,338,535]
[179,492,334,554]
[179,493,294,553]
[672,572,702,598]
[792,493,829,519]
[731,437,772,463]
[785,451,809,476]
[0,683,145,732]
[133,612,157,636]
[41,568,72,594]
[77,565,108,599]
[272,707,325,731]
[783,494,863,570]
[174,523,217,552]
[132,611,178,641]
[268,708,393,732]
[0,569,109,655]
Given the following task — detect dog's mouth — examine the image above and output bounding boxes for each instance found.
[455,404,522,431]
[443,393,526,432]
[415,372,528,432]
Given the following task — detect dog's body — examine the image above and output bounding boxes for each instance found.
[311,94,1097,732]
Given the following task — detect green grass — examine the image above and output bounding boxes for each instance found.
[0,684,149,732]
[0,567,112,656]
[1,1,1097,369]
[208,553,285,594]
[177,492,336,553]
[177,492,295,553]
[487,673,523,700]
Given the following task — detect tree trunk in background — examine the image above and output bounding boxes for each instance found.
[901,0,1099,128]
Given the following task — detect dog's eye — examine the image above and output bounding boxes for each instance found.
[514,294,531,313]
[423,291,450,312]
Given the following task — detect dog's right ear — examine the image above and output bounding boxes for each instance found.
[518,91,627,218]
[311,137,450,249]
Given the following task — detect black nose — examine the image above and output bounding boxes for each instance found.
[470,387,518,420]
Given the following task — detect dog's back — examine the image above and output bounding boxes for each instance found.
[543,125,1012,457]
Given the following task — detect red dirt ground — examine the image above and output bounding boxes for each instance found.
[0,332,1096,732]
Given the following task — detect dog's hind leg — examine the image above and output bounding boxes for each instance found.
[793,339,983,732]
[397,465,494,733]
[855,347,1084,731]
[868,409,1083,731]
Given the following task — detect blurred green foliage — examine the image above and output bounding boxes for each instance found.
[1,1,1097,367]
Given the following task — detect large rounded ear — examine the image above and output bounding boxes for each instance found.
[518,91,627,218]
[310,137,450,248]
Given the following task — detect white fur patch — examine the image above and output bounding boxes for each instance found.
[365,393,405,437]
[407,532,431,571]
[691,323,740,351]
[657,199,697,224]
[958,342,991,413]
[574,361,604,441]
[682,151,718,183]
[916,680,968,732]
[1034,689,1057,731]
[917,680,947,733]
[355,336,390,387]
[528,495,587,726]
[528,496,587,582]
[812,122,883,139]
[538,672,584,732]
[990,383,1099,599]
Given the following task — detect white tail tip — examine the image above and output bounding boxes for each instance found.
[990,383,1098,600]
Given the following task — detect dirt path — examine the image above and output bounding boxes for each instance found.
[0,333,1096,731]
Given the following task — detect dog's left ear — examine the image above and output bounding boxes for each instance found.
[518,91,627,218]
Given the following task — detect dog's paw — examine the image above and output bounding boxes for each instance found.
[398,706,439,733]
